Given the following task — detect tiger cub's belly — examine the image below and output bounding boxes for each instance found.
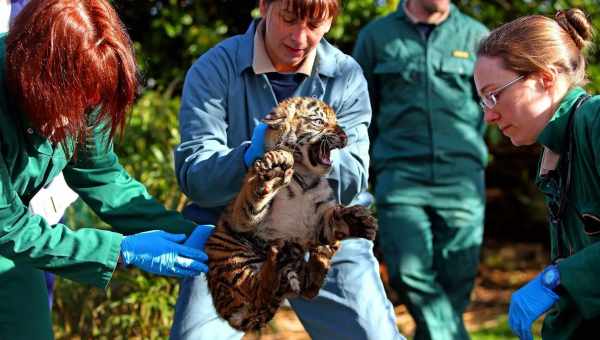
[255,179,334,246]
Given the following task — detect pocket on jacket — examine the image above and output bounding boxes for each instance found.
[582,213,600,236]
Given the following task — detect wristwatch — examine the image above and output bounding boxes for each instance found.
[541,264,561,290]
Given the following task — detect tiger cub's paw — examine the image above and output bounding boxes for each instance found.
[286,271,301,294]
[312,243,339,261]
[335,206,378,241]
[254,150,294,195]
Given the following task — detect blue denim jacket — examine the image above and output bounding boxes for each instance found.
[175,20,371,209]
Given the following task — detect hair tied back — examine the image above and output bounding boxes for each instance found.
[555,8,593,50]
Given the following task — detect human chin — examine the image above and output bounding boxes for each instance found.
[509,133,536,147]
[283,53,305,69]
[423,0,449,12]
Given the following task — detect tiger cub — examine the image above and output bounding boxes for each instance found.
[204,97,377,331]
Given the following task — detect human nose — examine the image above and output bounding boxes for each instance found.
[290,23,308,45]
[483,107,501,124]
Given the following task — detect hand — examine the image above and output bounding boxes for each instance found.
[508,268,559,340]
[243,123,268,167]
[184,224,215,248]
[120,227,213,277]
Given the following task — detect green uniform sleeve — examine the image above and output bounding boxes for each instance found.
[0,151,122,288]
[63,121,197,237]
[557,243,600,319]
[558,107,600,319]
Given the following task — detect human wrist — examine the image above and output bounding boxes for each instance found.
[541,264,561,291]
[243,142,255,168]
[119,235,134,266]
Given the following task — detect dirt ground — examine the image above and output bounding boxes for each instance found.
[242,241,548,340]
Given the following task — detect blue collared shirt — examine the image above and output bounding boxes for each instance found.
[175,19,371,209]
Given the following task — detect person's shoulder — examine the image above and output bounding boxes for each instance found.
[319,40,362,76]
[360,12,397,36]
[187,33,247,78]
[581,94,600,118]
[195,34,242,65]
[575,94,600,130]
[451,8,488,34]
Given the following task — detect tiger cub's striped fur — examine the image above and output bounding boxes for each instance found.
[204,97,377,331]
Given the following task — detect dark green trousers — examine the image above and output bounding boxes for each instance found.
[377,200,484,340]
[0,259,54,340]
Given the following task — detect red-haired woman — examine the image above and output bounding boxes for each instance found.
[0,0,214,338]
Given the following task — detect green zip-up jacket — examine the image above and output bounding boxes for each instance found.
[353,3,488,203]
[0,34,196,289]
[536,88,600,337]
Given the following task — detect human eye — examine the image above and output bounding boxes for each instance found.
[308,20,323,29]
[281,13,297,24]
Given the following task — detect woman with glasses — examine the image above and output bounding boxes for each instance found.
[474,8,598,340]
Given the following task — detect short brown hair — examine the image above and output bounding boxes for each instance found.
[477,8,593,87]
[264,0,341,21]
[6,0,138,149]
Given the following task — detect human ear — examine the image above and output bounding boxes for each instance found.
[540,68,558,90]
[259,0,268,17]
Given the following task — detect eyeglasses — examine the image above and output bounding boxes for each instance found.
[479,75,525,110]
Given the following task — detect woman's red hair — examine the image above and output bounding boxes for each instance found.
[6,0,138,149]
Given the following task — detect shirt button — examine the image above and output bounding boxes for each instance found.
[26,128,34,134]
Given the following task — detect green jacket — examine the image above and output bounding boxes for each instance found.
[0,34,195,289]
[537,88,600,337]
[352,2,488,204]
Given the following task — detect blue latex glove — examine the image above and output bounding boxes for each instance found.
[120,226,214,277]
[508,269,559,340]
[243,123,268,167]
[184,224,215,248]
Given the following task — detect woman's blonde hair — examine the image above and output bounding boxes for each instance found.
[477,8,593,87]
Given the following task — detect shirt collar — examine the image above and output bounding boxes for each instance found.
[537,87,588,153]
[252,19,315,76]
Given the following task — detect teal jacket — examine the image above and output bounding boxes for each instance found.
[537,88,600,338]
[353,2,488,204]
[0,34,196,289]
[175,20,371,209]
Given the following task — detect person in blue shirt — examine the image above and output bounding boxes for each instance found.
[169,0,404,339]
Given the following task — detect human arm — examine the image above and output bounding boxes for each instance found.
[0,149,122,288]
[554,102,600,319]
[352,28,379,144]
[174,49,251,207]
[327,57,371,205]
[62,117,197,236]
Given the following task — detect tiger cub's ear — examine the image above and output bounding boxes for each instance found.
[262,111,286,128]
[262,109,296,150]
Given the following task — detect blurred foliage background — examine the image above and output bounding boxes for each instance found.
[53,0,600,338]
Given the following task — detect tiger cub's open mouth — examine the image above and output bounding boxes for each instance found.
[308,133,347,167]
